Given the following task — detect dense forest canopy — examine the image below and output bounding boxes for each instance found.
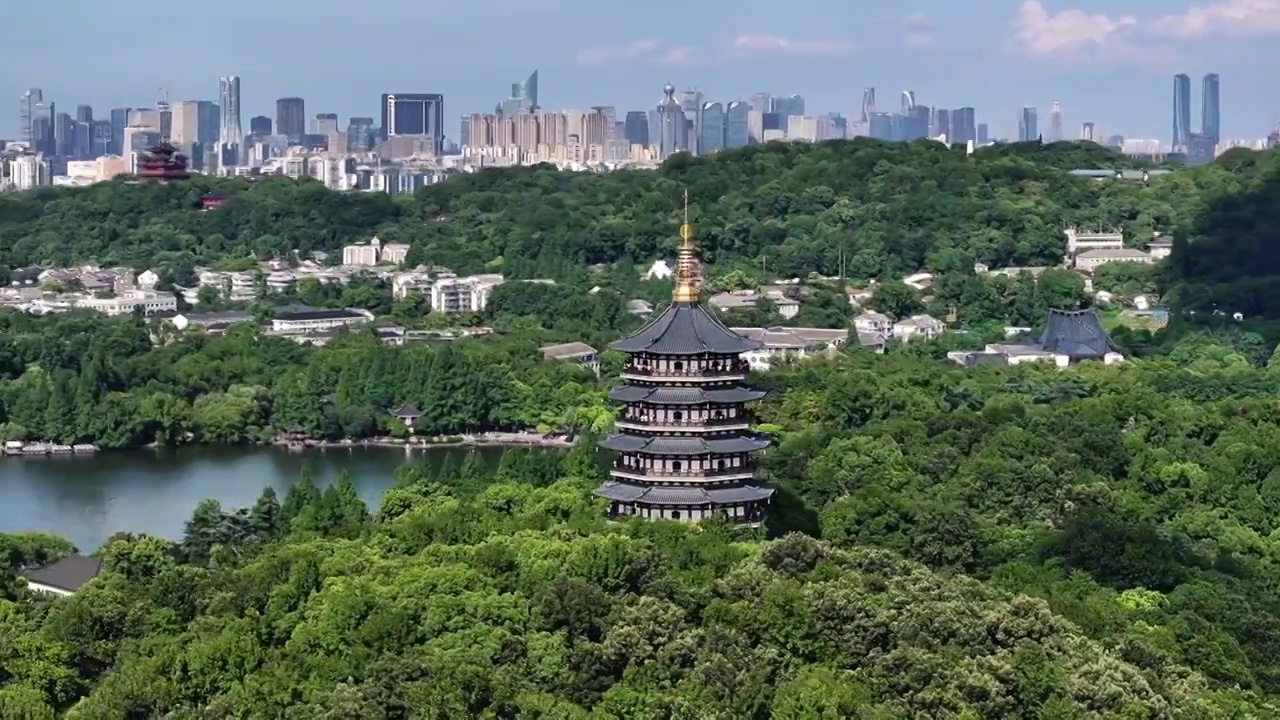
[2,141,1275,306]
[3,325,1280,715]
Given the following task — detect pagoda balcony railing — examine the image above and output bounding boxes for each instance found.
[610,463,757,479]
[621,362,749,379]
[615,416,751,431]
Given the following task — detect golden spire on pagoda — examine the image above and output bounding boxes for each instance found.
[673,189,700,303]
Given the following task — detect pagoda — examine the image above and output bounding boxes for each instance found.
[136,143,190,181]
[596,195,774,525]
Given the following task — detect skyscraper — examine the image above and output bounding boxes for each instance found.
[860,88,876,123]
[725,102,750,148]
[110,107,131,155]
[933,108,951,140]
[624,111,649,147]
[1019,107,1038,142]
[1048,102,1063,142]
[196,101,220,146]
[498,71,538,114]
[951,107,976,145]
[75,105,93,124]
[218,76,243,151]
[1172,73,1192,147]
[169,101,201,145]
[1081,122,1096,142]
[249,116,272,136]
[901,90,916,114]
[700,102,725,155]
[18,88,43,146]
[1201,73,1220,145]
[653,84,686,159]
[380,93,445,154]
[678,89,704,154]
[276,97,305,138]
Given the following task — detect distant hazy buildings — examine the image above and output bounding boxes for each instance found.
[1019,107,1038,142]
[1202,73,1220,144]
[1173,74,1192,147]
[498,71,538,114]
[218,76,242,150]
[381,93,445,155]
[276,97,305,138]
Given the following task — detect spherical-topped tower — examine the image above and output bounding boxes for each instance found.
[596,192,774,526]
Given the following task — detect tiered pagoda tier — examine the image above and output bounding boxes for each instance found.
[136,143,190,181]
[597,208,774,525]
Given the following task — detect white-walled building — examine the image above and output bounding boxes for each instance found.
[342,236,410,267]
[430,274,504,313]
[75,290,177,316]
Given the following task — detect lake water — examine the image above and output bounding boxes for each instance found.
[0,445,513,551]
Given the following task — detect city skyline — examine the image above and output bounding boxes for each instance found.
[4,0,1280,141]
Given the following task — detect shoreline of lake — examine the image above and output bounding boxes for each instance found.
[0,444,542,551]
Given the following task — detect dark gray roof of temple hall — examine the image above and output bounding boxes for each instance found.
[599,432,770,455]
[610,301,762,355]
[608,384,767,404]
[21,554,102,592]
[596,480,775,505]
[1039,308,1120,359]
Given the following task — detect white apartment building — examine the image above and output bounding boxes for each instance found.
[853,311,893,337]
[892,314,946,342]
[75,290,177,317]
[430,274,504,314]
[10,154,50,190]
[342,236,410,267]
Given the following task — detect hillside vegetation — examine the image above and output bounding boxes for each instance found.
[0,140,1265,286]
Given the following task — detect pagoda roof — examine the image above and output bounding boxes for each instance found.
[389,402,422,418]
[610,301,761,356]
[609,384,767,404]
[1039,308,1120,359]
[595,480,774,506]
[599,432,769,455]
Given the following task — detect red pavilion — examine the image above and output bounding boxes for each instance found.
[136,143,190,181]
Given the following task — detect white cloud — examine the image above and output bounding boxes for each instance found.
[661,48,695,65]
[901,12,931,28]
[903,32,934,46]
[732,34,855,55]
[1013,1,1137,57]
[1150,0,1280,38]
[574,38,662,65]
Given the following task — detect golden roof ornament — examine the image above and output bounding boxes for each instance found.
[673,188,700,303]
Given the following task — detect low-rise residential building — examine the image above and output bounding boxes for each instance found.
[430,274,504,313]
[342,236,410,267]
[137,269,161,289]
[732,326,848,370]
[853,311,893,337]
[1073,248,1154,273]
[892,314,946,342]
[540,342,600,374]
[1147,236,1174,260]
[708,289,800,320]
[270,308,374,334]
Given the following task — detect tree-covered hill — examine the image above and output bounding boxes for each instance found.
[1159,148,1280,319]
[0,140,1262,283]
[1,470,1274,717]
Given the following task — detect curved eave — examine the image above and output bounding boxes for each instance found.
[598,432,771,455]
[595,480,775,505]
[608,384,768,405]
[610,301,763,355]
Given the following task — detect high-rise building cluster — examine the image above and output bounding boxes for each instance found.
[4,77,451,192]
[1171,72,1220,161]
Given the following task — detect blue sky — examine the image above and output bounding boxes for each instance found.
[5,0,1280,142]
